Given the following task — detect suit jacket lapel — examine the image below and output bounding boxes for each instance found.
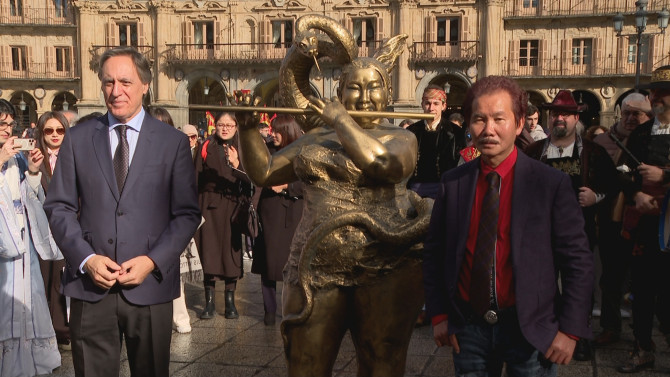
[92,116,120,201]
[511,152,533,260]
[121,117,154,196]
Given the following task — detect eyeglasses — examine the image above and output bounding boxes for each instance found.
[188,135,198,140]
[0,121,16,130]
[216,123,236,130]
[550,111,576,118]
[43,128,65,136]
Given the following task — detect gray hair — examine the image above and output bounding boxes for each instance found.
[98,46,152,84]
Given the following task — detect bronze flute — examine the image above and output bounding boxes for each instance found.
[189,105,436,120]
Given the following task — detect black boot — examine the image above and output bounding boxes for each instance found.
[200,286,216,319]
[224,290,239,319]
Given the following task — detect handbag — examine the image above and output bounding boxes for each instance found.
[179,239,203,284]
[231,196,261,238]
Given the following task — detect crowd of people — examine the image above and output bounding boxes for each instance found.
[2,41,670,377]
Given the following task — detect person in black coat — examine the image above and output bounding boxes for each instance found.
[407,84,465,199]
[251,115,304,325]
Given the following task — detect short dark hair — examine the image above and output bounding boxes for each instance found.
[448,113,464,124]
[77,112,104,125]
[463,76,528,125]
[526,104,539,116]
[271,115,303,149]
[258,123,270,130]
[0,98,16,119]
[98,47,152,84]
[148,106,174,127]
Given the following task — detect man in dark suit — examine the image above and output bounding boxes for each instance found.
[423,76,593,376]
[44,47,201,377]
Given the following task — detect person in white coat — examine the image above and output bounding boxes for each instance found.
[0,99,62,376]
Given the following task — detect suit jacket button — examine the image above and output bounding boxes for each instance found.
[117,211,124,216]
[108,239,114,244]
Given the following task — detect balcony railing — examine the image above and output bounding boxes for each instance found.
[166,41,385,64]
[166,43,290,63]
[0,6,74,25]
[410,41,479,63]
[90,45,154,71]
[0,63,78,80]
[501,55,656,77]
[505,0,668,18]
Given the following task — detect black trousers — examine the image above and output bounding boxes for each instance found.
[598,221,632,333]
[70,291,173,377]
[631,216,670,350]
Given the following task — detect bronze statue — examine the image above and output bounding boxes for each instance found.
[235,14,433,377]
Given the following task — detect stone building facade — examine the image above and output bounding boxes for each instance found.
[1,0,669,130]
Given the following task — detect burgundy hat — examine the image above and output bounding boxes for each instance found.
[542,90,587,113]
[638,65,670,90]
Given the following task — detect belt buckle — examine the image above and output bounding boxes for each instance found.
[484,309,498,325]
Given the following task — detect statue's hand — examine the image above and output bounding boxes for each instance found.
[307,96,348,128]
[226,91,262,130]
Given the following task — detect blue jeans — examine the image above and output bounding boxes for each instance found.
[453,314,556,377]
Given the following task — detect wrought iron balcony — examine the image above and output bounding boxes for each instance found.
[0,62,78,80]
[409,41,479,63]
[165,41,384,64]
[0,6,74,25]
[89,45,154,71]
[504,0,667,18]
[166,43,286,64]
[501,55,658,77]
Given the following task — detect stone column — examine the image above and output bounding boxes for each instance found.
[73,0,105,115]
[152,1,176,104]
[391,0,416,107]
[482,0,504,77]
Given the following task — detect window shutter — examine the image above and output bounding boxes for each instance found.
[106,22,117,46]
[138,21,145,47]
[593,38,603,74]
[461,15,469,42]
[616,36,625,73]
[539,39,548,73]
[508,40,519,75]
[649,35,660,73]
[376,16,384,42]
[26,46,32,74]
[45,46,53,72]
[560,39,569,75]
[214,20,221,45]
[426,15,435,42]
[0,46,9,72]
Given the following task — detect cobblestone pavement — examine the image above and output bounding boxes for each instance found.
[45,260,670,376]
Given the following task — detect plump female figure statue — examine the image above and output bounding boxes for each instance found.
[236,15,432,377]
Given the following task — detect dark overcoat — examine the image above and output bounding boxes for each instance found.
[194,136,251,279]
[252,181,304,281]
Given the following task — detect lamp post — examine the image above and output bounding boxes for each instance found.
[614,0,669,91]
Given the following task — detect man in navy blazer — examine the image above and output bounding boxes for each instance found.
[44,47,200,377]
[423,76,593,376]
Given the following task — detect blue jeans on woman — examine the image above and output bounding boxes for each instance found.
[453,312,556,377]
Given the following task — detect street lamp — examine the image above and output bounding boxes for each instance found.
[19,93,26,111]
[203,77,209,96]
[62,93,69,111]
[614,0,670,91]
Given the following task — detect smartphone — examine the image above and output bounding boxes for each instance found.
[14,138,35,151]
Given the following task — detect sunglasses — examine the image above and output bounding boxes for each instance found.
[188,135,198,140]
[43,128,65,136]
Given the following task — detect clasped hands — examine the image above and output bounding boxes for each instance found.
[85,254,156,290]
